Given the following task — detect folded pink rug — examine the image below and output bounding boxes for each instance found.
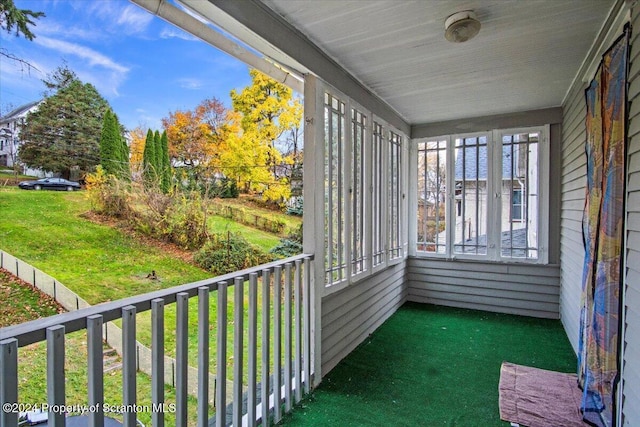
[499,362,587,427]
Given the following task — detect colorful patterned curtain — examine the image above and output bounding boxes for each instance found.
[579,25,630,427]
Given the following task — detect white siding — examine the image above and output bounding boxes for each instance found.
[623,9,640,426]
[407,258,560,318]
[321,261,407,375]
[559,62,589,354]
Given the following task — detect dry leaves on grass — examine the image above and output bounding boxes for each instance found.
[80,210,196,265]
[0,268,65,327]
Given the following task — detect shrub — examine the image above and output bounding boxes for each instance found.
[85,166,130,218]
[165,192,208,249]
[270,239,303,258]
[270,224,303,258]
[207,177,238,199]
[194,232,273,276]
[286,196,303,216]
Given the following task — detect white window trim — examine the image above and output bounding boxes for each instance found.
[413,125,549,265]
[318,81,408,296]
[450,131,493,262]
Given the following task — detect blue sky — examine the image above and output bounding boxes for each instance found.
[0,0,252,131]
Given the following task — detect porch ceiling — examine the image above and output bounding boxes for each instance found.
[259,0,615,125]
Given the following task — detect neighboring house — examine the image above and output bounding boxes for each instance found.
[0,100,45,177]
[452,133,540,257]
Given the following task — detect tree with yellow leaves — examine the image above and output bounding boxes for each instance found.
[128,126,146,176]
[230,69,302,204]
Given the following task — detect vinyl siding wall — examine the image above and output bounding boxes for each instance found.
[559,69,588,354]
[407,258,560,319]
[321,261,407,375]
[558,7,640,424]
[622,8,640,426]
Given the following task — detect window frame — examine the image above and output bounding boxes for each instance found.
[511,188,524,222]
[414,125,549,264]
[319,83,408,294]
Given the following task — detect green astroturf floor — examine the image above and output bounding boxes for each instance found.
[278,302,577,426]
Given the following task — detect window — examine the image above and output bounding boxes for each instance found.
[415,126,548,263]
[324,93,346,285]
[417,139,447,254]
[389,131,403,260]
[511,188,523,221]
[372,122,386,268]
[351,108,367,276]
[322,88,407,289]
[454,135,489,256]
[500,131,541,259]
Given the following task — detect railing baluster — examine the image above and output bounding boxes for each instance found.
[122,306,136,427]
[198,286,210,427]
[284,263,293,412]
[261,269,271,425]
[248,273,258,426]
[303,257,311,394]
[87,315,104,427]
[176,292,189,427]
[151,298,165,427]
[233,277,244,427]
[273,266,283,423]
[294,259,302,403]
[216,281,228,427]
[0,254,313,427]
[47,325,65,427]
[0,338,18,427]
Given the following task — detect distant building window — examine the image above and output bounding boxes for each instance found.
[511,188,523,221]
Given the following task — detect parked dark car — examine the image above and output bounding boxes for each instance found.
[18,177,81,191]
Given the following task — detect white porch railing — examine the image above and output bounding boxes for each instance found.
[0,254,314,427]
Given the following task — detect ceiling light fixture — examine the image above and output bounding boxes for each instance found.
[444,10,481,43]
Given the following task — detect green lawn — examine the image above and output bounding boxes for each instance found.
[208,215,281,252]
[0,188,285,303]
[0,268,206,426]
[0,187,291,420]
[0,188,211,304]
[214,196,302,234]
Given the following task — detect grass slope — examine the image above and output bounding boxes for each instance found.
[280,302,577,426]
[0,268,64,326]
[0,188,289,418]
[0,269,205,426]
[0,188,211,304]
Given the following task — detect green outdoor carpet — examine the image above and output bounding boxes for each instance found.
[278,302,577,426]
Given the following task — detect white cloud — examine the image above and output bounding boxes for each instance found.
[160,28,197,41]
[116,4,154,33]
[37,21,98,41]
[74,1,152,36]
[177,78,204,90]
[34,36,129,74]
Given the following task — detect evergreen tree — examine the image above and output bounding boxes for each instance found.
[142,128,156,184]
[99,110,118,176]
[160,130,171,193]
[99,110,129,180]
[19,65,109,178]
[154,130,162,176]
[0,0,45,72]
[113,113,130,180]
